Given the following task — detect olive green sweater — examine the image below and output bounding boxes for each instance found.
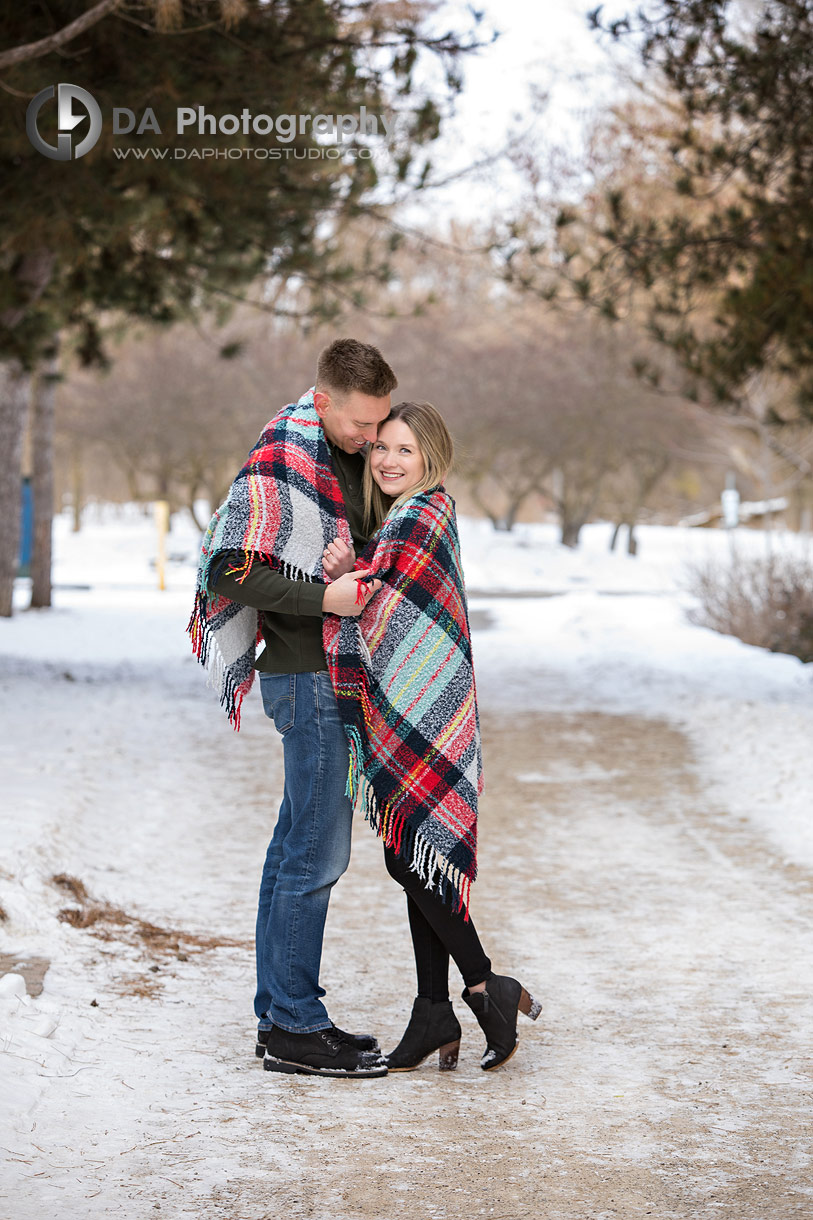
[208,441,369,673]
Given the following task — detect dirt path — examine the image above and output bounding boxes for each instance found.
[4,673,813,1218]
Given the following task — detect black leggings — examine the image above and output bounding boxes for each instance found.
[384,845,491,1002]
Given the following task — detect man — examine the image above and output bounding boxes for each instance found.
[191,339,396,1077]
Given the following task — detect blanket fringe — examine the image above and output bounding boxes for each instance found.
[188,394,347,731]
[344,724,367,803]
[187,592,245,731]
[226,554,315,585]
[343,739,473,920]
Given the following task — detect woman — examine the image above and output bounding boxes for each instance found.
[322,401,541,1072]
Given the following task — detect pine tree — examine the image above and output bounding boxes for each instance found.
[0,0,480,614]
[584,0,813,415]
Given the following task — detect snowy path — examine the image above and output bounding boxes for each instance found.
[3,644,813,1218]
[3,512,813,1217]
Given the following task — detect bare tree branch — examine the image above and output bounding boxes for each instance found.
[0,0,122,71]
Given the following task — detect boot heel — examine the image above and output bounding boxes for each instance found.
[519,988,542,1022]
[438,1039,460,1071]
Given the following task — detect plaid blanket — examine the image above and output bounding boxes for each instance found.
[324,489,483,915]
[188,389,350,728]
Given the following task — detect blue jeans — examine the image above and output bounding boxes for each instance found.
[255,670,354,1033]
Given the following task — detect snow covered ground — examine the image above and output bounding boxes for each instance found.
[2,506,812,1218]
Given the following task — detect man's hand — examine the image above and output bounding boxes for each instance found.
[322,536,356,580]
[322,569,382,616]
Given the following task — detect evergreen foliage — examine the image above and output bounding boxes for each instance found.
[0,0,476,365]
[587,1,813,416]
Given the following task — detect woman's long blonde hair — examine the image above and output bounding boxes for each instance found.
[363,401,454,531]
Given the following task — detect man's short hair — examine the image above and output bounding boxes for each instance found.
[315,338,397,399]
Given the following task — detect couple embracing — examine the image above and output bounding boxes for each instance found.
[189,339,539,1079]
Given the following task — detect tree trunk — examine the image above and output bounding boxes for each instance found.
[71,442,84,532]
[0,361,32,617]
[496,494,527,532]
[187,495,207,532]
[29,344,59,608]
[610,519,638,555]
[124,467,142,503]
[468,483,502,531]
[560,518,584,548]
[1,250,55,331]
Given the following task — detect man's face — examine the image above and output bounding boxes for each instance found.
[314,388,392,454]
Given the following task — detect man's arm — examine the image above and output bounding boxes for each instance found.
[208,550,380,616]
[209,550,324,615]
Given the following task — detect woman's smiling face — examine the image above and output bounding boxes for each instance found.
[370,418,426,497]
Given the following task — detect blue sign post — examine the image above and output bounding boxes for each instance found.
[19,477,33,577]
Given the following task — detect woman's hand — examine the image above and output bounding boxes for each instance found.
[322,570,382,616]
[322,536,355,580]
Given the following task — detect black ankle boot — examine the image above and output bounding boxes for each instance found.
[385,997,462,1072]
[462,972,542,1071]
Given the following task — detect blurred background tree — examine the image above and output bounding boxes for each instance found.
[499,1,813,418]
[55,224,723,552]
[0,0,483,613]
[7,0,813,622]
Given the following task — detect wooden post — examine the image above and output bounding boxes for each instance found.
[155,499,170,591]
